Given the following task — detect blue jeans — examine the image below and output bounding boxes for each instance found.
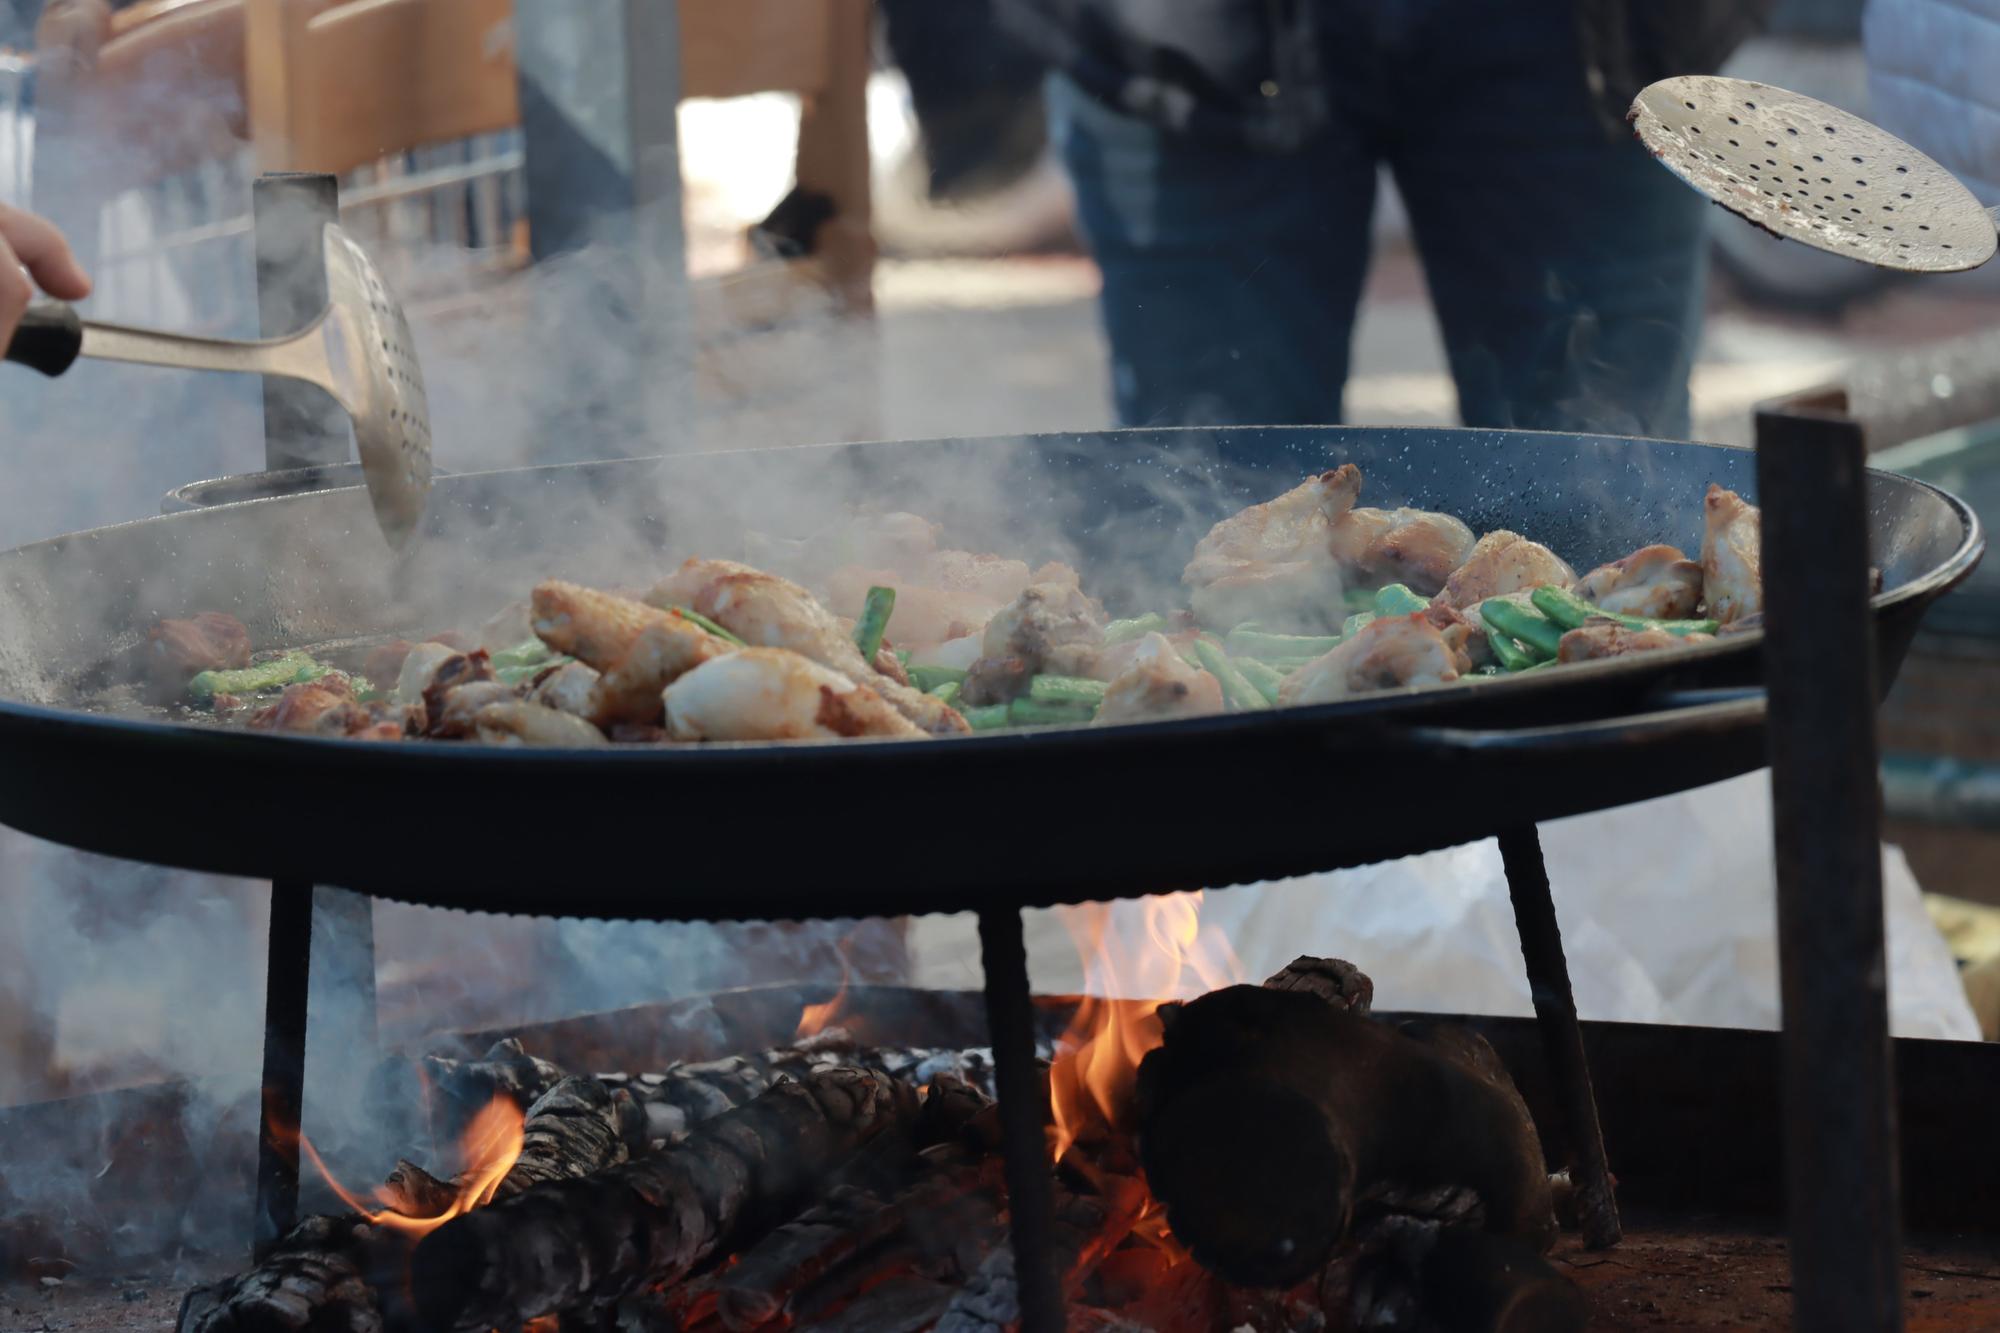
[1049,0,1708,439]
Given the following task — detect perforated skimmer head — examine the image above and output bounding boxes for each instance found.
[1630,75,1997,274]
[320,223,432,546]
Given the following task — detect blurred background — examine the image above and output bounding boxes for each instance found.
[2,0,2000,1121]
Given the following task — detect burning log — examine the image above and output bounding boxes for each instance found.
[1135,965,1556,1290]
[408,1068,921,1330]
[180,1078,644,1333]
[421,1037,567,1130]
[175,1215,386,1333]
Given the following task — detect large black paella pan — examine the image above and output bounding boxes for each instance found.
[0,425,1976,916]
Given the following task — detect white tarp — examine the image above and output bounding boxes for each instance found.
[910,771,1979,1041]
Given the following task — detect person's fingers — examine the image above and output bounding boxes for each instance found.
[0,205,91,301]
[0,235,32,346]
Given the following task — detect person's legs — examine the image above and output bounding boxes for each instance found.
[1048,75,1377,430]
[1387,0,1708,438]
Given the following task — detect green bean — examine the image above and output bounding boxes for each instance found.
[1342,610,1377,638]
[1483,628,1538,673]
[660,605,746,646]
[852,586,896,662]
[930,680,961,707]
[189,651,325,702]
[348,675,381,702]
[1372,583,1429,617]
[963,704,1011,730]
[1008,697,1095,727]
[1234,656,1288,705]
[1529,586,1717,637]
[907,664,967,693]
[1103,612,1168,645]
[1193,639,1270,712]
[1262,656,1323,673]
[488,639,554,669]
[1344,588,1378,612]
[1478,600,1563,660]
[1224,629,1343,659]
[1029,675,1108,705]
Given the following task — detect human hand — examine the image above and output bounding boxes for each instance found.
[0,204,91,350]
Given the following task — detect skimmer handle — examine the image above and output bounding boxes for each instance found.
[6,302,83,377]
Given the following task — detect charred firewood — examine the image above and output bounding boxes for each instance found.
[1135,981,1557,1290]
[175,1214,387,1333]
[604,1044,1000,1142]
[183,1079,642,1333]
[408,1068,921,1331]
[930,1175,1147,1333]
[1263,954,1373,1012]
[793,1274,959,1333]
[498,1075,650,1196]
[421,1037,568,1132]
[1334,1227,1585,1333]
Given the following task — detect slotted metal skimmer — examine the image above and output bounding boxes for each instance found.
[1630,75,1997,274]
[4,223,433,548]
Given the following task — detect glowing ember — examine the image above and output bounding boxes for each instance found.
[296,1094,525,1237]
[1048,891,1242,1165]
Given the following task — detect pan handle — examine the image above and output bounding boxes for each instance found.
[1392,688,1766,753]
[5,301,83,377]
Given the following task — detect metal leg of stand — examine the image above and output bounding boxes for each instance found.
[977,906,1064,1333]
[1757,398,1902,1331]
[254,880,314,1258]
[1497,825,1621,1249]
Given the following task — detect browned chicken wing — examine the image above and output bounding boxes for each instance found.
[1571,545,1705,620]
[1557,623,1716,663]
[1182,466,1357,630]
[648,558,968,735]
[662,648,924,742]
[1328,505,1478,595]
[532,580,705,669]
[1279,612,1473,705]
[1700,485,1762,626]
[1433,531,1577,611]
[471,701,608,747]
[1093,632,1225,726]
[147,612,250,684]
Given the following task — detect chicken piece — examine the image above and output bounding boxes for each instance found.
[1279,612,1473,705]
[251,676,410,739]
[1700,485,1762,626]
[1433,531,1576,611]
[528,660,600,718]
[1094,632,1225,727]
[587,620,731,727]
[531,581,696,671]
[962,579,1108,705]
[648,559,969,735]
[393,642,495,731]
[147,612,251,684]
[662,648,926,742]
[1557,623,1715,664]
[1183,467,1357,630]
[429,681,516,738]
[1571,545,1705,621]
[1328,506,1478,595]
[471,701,608,748]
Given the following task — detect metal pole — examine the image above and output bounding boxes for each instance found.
[512,0,689,462]
[254,879,313,1258]
[1496,825,1621,1249]
[253,173,347,472]
[977,906,1064,1333]
[1756,396,1903,1331]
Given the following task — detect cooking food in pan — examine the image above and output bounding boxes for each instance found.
[139,464,1781,745]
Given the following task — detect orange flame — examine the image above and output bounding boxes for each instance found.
[1048,891,1241,1165]
[797,953,852,1040]
[297,1094,525,1237]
